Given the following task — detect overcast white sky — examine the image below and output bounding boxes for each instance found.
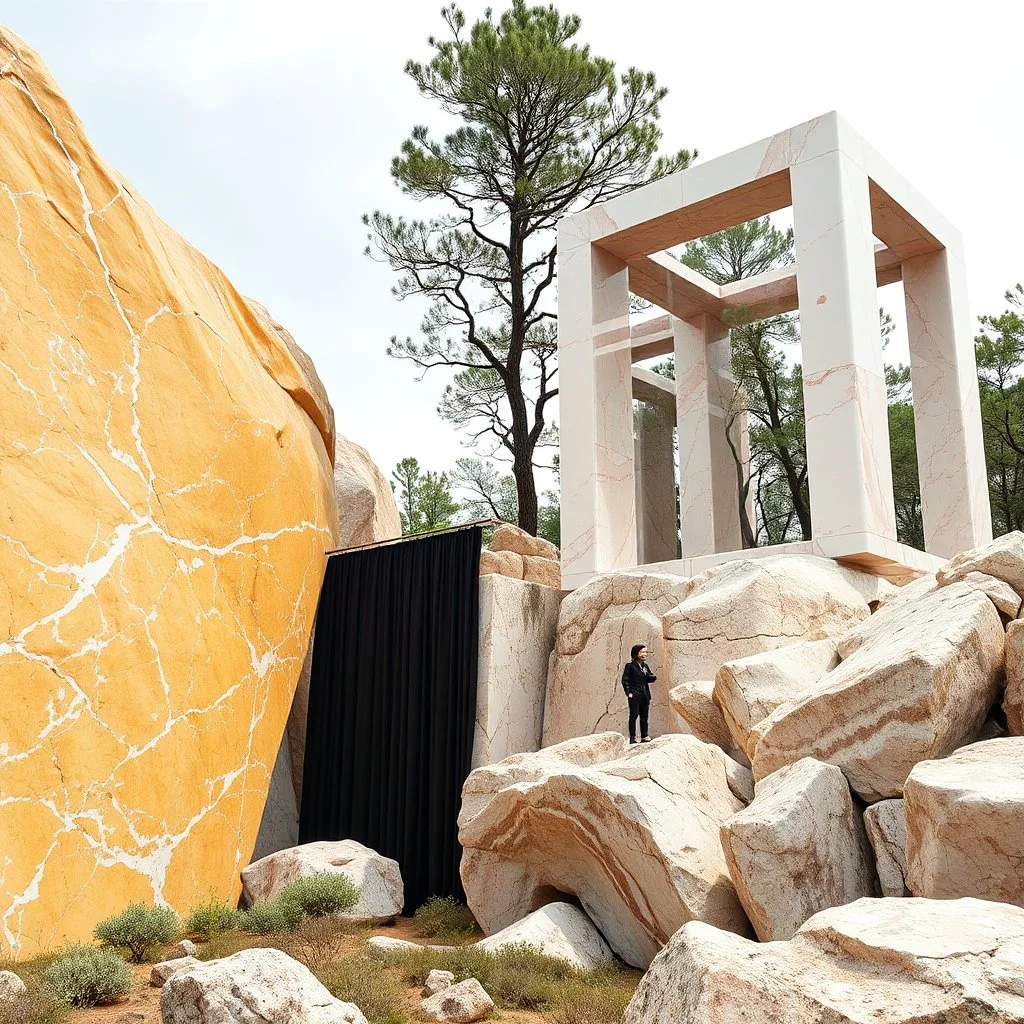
[1,0,1021,484]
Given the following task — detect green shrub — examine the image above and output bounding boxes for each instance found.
[184,897,239,939]
[41,946,132,1007]
[0,987,70,1024]
[319,955,408,1024]
[546,982,631,1024]
[93,903,178,963]
[238,900,291,935]
[278,873,360,921]
[411,896,478,940]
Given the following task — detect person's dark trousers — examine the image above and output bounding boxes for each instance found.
[629,695,651,742]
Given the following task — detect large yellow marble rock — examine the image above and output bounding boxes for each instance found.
[0,28,337,957]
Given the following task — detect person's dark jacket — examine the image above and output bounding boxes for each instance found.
[621,659,656,700]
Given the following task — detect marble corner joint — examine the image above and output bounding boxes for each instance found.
[557,110,991,589]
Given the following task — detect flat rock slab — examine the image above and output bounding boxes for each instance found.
[624,897,1024,1023]
[905,738,1024,905]
[721,758,877,940]
[476,902,613,970]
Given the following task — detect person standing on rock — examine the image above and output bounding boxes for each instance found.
[621,643,656,745]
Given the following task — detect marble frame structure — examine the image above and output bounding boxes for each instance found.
[557,111,991,589]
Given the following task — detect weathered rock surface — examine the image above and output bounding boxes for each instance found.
[864,799,909,897]
[1005,619,1024,735]
[523,554,561,588]
[150,957,200,987]
[481,525,561,588]
[714,639,840,759]
[937,530,1024,594]
[459,734,752,968]
[490,524,559,562]
[479,549,524,579]
[955,570,1022,617]
[0,970,26,1001]
[753,582,1005,801]
[242,840,403,922]
[668,679,748,764]
[663,557,887,709]
[721,758,877,940]
[331,434,402,550]
[423,970,454,996]
[420,977,493,1023]
[161,948,367,1023]
[0,29,337,956]
[365,935,426,957]
[905,738,1024,905]
[476,902,614,969]
[170,939,198,959]
[544,573,690,745]
[624,897,1024,1024]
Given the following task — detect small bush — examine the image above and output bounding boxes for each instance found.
[319,955,408,1024]
[547,982,631,1024]
[41,946,132,1007]
[93,903,178,963]
[0,988,70,1024]
[411,896,478,940]
[237,900,291,935]
[185,897,239,939]
[278,873,360,920]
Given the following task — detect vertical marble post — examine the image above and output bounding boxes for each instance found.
[675,313,740,556]
[792,150,898,542]
[558,223,636,586]
[903,250,992,556]
[707,332,745,551]
[634,401,678,563]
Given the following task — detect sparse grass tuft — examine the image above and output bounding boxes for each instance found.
[411,896,479,941]
[0,986,70,1024]
[93,903,179,963]
[41,946,132,1007]
[546,981,632,1024]
[318,955,408,1024]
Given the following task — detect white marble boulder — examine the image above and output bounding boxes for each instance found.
[151,956,201,987]
[543,572,690,745]
[624,897,1024,1024]
[864,799,909,897]
[668,679,748,763]
[241,840,403,922]
[459,734,753,969]
[1005,619,1024,735]
[937,530,1024,594]
[662,556,887,703]
[753,582,1005,801]
[720,758,877,940]
[423,970,454,997]
[420,977,493,1023]
[0,970,26,1002]
[161,948,367,1024]
[714,639,840,760]
[476,902,614,969]
[905,738,1024,905]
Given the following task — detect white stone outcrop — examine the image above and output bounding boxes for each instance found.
[864,799,909,897]
[161,948,367,1023]
[753,582,1005,801]
[937,530,1024,594]
[459,734,752,968]
[953,570,1022,617]
[720,758,877,940]
[1005,619,1024,735]
[242,840,403,923]
[544,572,689,745]
[420,978,493,1023]
[668,679,748,763]
[333,434,402,549]
[0,970,26,1002]
[714,639,840,760]
[365,936,426,957]
[476,902,614,969]
[490,524,559,562]
[423,970,454,996]
[482,525,561,588]
[624,897,1024,1023]
[905,738,1024,905]
[171,939,198,959]
[151,957,201,987]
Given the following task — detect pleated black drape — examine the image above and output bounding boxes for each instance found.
[298,526,481,914]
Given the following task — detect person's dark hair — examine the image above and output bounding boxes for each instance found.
[630,643,646,660]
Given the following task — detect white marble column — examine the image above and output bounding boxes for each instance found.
[706,332,746,551]
[634,401,678,563]
[902,250,992,557]
[674,313,742,556]
[792,149,898,542]
[558,224,637,586]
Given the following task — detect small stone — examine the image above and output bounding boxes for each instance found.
[420,977,494,1023]
[0,970,27,1001]
[115,1013,149,1024]
[169,938,197,959]
[150,956,200,987]
[423,969,455,996]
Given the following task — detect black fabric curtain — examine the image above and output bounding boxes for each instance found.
[298,526,481,914]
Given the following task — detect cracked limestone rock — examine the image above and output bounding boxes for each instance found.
[331,433,402,550]
[482,525,560,588]
[1005,619,1024,735]
[864,799,909,897]
[623,896,1024,1024]
[459,734,753,969]
[150,957,200,988]
[423,970,454,997]
[720,758,877,941]
[905,738,1024,906]
[160,948,367,1023]
[662,556,886,714]
[753,582,1005,801]
[668,679,748,763]
[543,572,691,746]
[242,840,403,923]
[0,30,336,956]
[420,977,493,1023]
[477,902,614,969]
[937,530,1024,594]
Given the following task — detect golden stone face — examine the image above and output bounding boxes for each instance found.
[0,29,336,957]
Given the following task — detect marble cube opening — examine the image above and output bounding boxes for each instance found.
[558,112,990,589]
